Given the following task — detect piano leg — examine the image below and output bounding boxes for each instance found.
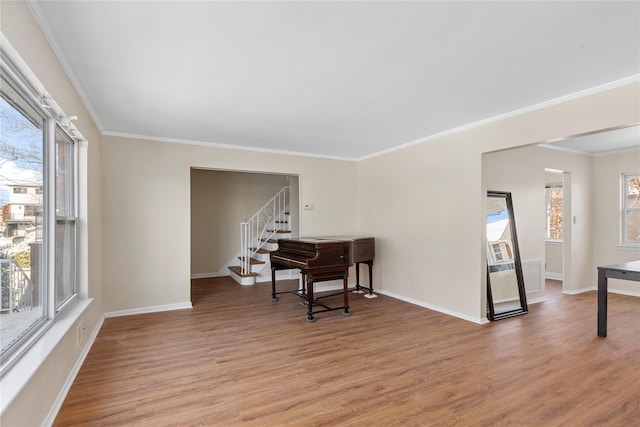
[353,263,363,294]
[306,274,315,323]
[364,260,377,299]
[342,275,350,316]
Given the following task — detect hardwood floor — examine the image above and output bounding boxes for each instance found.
[54,278,639,426]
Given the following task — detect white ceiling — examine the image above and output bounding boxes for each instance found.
[29,1,640,160]
[542,125,640,155]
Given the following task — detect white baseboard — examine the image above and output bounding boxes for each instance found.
[563,286,640,297]
[545,272,564,281]
[527,296,547,304]
[190,272,219,279]
[608,288,640,297]
[43,315,104,427]
[104,302,193,318]
[563,287,594,295]
[255,270,297,283]
[376,289,488,324]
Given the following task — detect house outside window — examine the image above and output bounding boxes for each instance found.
[1,53,78,368]
[622,173,640,246]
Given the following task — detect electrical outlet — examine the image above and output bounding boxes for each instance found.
[76,319,85,348]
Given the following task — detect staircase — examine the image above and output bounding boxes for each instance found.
[229,187,292,285]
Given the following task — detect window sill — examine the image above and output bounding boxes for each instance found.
[545,240,563,245]
[0,298,93,415]
[616,244,640,251]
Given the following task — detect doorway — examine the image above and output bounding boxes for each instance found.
[190,169,300,281]
[544,169,564,287]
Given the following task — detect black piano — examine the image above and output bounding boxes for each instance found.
[310,236,375,297]
[270,238,351,322]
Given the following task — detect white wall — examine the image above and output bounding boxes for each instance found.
[593,148,640,295]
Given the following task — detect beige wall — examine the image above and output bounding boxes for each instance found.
[543,147,595,293]
[593,147,640,295]
[102,135,359,313]
[358,137,484,321]
[1,1,104,425]
[483,145,594,299]
[359,82,639,322]
[483,145,546,301]
[190,169,291,276]
[545,242,564,278]
[2,0,639,424]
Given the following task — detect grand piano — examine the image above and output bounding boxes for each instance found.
[270,238,351,322]
[311,236,376,297]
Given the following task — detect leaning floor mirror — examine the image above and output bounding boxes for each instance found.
[486,191,528,321]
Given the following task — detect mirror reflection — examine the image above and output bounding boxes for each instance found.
[486,191,528,321]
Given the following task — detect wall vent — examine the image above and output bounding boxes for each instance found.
[522,259,542,292]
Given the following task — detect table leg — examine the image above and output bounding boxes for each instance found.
[271,268,278,301]
[597,268,607,337]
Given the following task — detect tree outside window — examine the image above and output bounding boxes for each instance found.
[623,174,640,245]
[545,184,563,241]
[1,60,78,367]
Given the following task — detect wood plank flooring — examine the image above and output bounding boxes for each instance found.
[54,278,639,426]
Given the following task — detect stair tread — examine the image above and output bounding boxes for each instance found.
[228,266,259,277]
[238,257,265,265]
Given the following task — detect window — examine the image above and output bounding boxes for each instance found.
[622,173,640,246]
[55,128,77,309]
[0,54,78,368]
[545,184,563,241]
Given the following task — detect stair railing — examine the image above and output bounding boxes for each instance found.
[240,187,290,274]
[1,257,35,314]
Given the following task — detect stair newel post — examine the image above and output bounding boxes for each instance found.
[284,186,290,231]
[240,222,249,274]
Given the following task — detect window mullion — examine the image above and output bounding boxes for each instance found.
[45,117,56,320]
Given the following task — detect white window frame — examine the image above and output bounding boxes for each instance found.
[0,47,79,373]
[621,173,640,248]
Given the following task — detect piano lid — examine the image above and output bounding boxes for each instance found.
[306,236,372,241]
[304,236,375,263]
[287,237,348,244]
